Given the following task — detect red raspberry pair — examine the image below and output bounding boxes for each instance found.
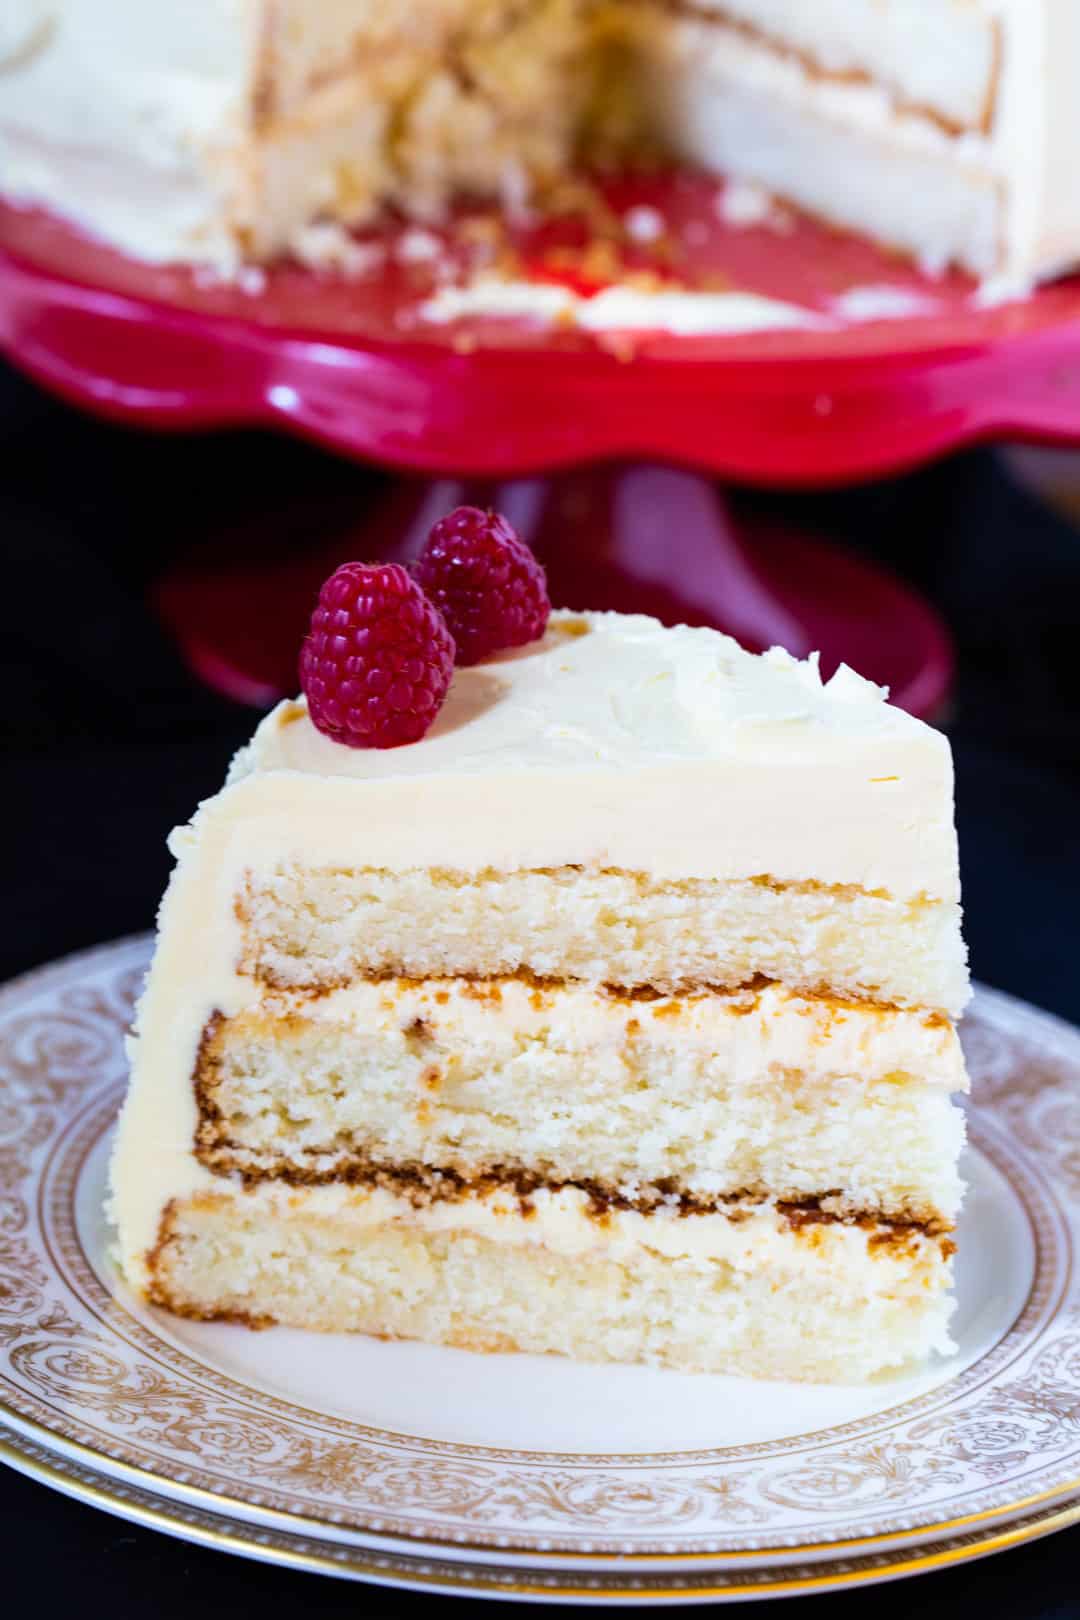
[299,507,550,749]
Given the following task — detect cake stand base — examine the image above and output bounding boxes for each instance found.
[154,465,953,718]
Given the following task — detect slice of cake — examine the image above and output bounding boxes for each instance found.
[2,0,1079,282]
[111,550,969,1382]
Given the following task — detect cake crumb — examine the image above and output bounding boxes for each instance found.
[290,222,386,277]
[396,227,443,265]
[236,265,267,296]
[715,180,792,234]
[623,204,665,243]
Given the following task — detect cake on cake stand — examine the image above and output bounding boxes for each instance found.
[6,171,1080,716]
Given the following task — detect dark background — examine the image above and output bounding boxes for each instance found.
[2,357,1078,1615]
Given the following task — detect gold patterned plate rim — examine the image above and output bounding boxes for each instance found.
[1,1419,1078,1604]
[1,937,1080,1568]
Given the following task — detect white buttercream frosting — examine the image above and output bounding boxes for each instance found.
[0,0,53,69]
[271,975,968,1092]
[159,1180,949,1281]
[223,611,958,899]
[0,0,256,266]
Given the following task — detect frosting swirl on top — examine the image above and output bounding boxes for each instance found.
[221,611,959,901]
[238,611,906,779]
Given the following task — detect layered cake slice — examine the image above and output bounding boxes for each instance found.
[111,527,969,1382]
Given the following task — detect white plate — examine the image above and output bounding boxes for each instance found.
[1,938,1079,1594]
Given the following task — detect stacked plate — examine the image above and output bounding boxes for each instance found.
[1,938,1078,1603]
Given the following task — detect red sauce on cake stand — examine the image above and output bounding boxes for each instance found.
[7,171,1080,714]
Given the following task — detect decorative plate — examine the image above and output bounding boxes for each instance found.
[1,938,1079,1598]
[6,179,1080,482]
[2,1421,1079,1605]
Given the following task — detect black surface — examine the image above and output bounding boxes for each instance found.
[2,358,1079,1616]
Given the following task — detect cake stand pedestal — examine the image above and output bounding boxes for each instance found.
[7,175,1080,716]
[153,466,953,715]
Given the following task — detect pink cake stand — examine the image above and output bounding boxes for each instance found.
[7,172,1080,714]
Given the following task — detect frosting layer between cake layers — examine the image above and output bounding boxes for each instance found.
[111,612,969,1381]
[674,0,1001,132]
[148,1187,955,1382]
[195,979,966,1224]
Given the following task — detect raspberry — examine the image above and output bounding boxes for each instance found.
[299,562,455,749]
[412,506,550,667]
